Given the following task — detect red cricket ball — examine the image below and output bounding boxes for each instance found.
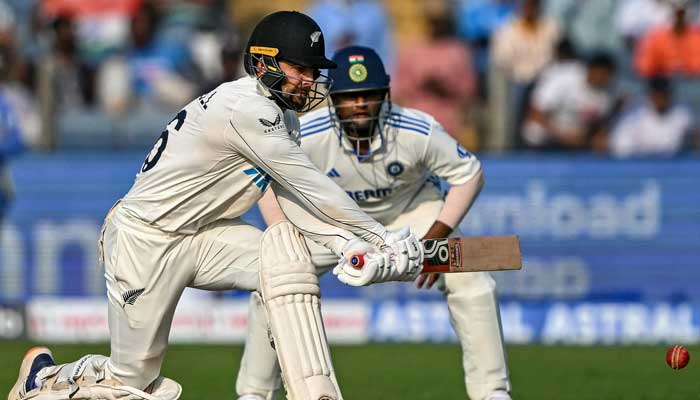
[666,345,690,370]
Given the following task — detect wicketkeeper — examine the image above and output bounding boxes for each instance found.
[236,46,512,400]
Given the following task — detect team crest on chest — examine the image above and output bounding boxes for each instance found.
[386,161,404,177]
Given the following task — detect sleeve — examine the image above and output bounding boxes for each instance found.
[225,100,387,247]
[272,182,357,256]
[422,121,481,186]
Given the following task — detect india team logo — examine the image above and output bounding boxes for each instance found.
[349,64,368,83]
[386,161,404,177]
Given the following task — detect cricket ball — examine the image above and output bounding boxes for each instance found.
[666,345,690,370]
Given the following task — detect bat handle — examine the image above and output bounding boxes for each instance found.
[350,254,365,269]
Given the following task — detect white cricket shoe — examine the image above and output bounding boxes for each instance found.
[486,390,512,400]
[7,346,56,400]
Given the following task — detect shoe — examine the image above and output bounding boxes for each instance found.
[486,390,512,400]
[7,347,55,400]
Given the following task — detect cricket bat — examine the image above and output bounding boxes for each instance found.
[350,235,522,273]
[421,235,522,273]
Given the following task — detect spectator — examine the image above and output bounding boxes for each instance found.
[0,44,39,232]
[490,0,560,84]
[200,37,244,94]
[37,15,99,148]
[545,0,622,56]
[522,52,619,150]
[456,0,516,97]
[40,0,143,63]
[611,76,695,157]
[634,1,700,78]
[306,0,394,71]
[616,0,672,50]
[39,15,95,108]
[98,1,196,116]
[393,0,476,138]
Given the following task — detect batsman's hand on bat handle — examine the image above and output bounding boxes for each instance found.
[382,228,424,281]
[333,238,388,287]
[333,229,424,286]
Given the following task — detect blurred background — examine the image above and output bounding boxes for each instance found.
[0,0,699,367]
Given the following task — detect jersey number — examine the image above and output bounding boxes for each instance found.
[141,109,187,173]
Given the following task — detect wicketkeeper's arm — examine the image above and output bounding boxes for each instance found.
[431,168,484,234]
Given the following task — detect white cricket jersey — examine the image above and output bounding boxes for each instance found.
[298,104,481,224]
[120,76,386,245]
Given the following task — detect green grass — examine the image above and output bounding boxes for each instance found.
[1,342,698,399]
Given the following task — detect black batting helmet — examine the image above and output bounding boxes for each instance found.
[244,11,336,112]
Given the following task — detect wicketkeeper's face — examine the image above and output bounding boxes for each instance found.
[332,90,385,135]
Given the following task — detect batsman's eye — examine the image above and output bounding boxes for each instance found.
[140,109,187,173]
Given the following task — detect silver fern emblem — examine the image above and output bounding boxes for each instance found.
[122,288,145,307]
[310,31,321,47]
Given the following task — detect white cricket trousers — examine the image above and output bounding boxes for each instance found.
[237,199,511,400]
[58,204,262,390]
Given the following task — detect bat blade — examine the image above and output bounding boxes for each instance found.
[422,235,522,273]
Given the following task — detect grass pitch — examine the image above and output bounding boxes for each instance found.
[1,342,698,399]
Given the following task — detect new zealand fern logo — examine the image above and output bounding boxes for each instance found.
[244,167,271,191]
[122,288,145,307]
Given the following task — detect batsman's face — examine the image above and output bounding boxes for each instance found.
[332,90,385,133]
[279,61,317,109]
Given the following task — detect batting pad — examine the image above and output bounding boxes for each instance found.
[259,222,341,400]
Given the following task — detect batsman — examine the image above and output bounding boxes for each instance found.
[8,12,424,400]
[237,46,512,400]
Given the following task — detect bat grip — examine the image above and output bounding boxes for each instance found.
[350,254,365,269]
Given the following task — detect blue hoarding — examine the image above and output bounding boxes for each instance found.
[1,153,699,305]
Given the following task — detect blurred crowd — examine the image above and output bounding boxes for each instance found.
[0,0,699,159]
